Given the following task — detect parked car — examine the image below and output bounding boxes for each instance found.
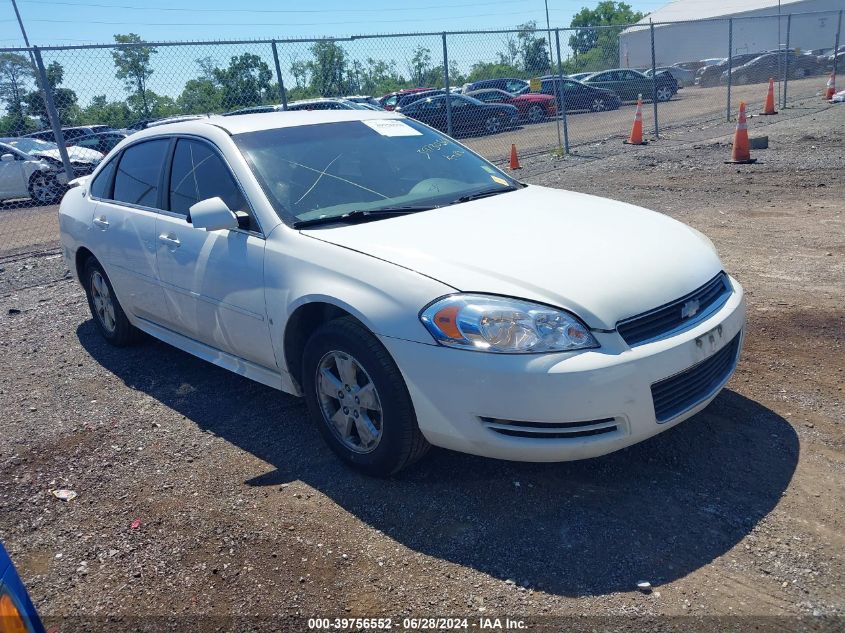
[25,124,112,144]
[537,76,622,112]
[1,137,103,178]
[696,53,760,87]
[58,110,746,475]
[672,60,714,72]
[392,90,446,111]
[460,77,529,95]
[343,95,383,108]
[0,141,62,204]
[723,52,819,85]
[224,105,282,116]
[583,68,678,102]
[400,93,517,135]
[645,66,696,87]
[466,88,556,123]
[379,88,434,110]
[818,49,845,70]
[287,99,367,111]
[568,72,594,82]
[73,130,130,155]
[0,542,45,633]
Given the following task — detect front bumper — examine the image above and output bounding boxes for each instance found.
[380,276,746,462]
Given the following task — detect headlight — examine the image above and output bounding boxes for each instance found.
[420,294,599,353]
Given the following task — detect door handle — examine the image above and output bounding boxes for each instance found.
[158,233,181,248]
[93,216,109,229]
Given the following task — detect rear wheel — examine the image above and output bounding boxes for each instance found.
[483,114,503,134]
[302,317,429,476]
[83,257,141,346]
[590,97,608,112]
[655,86,673,102]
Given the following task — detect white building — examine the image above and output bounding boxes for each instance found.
[619,0,843,68]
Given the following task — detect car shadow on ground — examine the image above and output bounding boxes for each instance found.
[79,321,798,597]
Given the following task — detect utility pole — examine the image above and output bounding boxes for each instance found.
[544,0,564,152]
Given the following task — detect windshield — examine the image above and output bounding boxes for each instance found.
[234,118,521,226]
[3,138,58,154]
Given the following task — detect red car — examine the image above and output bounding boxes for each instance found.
[379,88,435,111]
[466,89,557,123]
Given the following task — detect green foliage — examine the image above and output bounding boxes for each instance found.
[79,95,132,128]
[465,62,523,83]
[176,77,222,114]
[306,40,349,97]
[516,22,551,75]
[23,62,80,127]
[568,2,643,70]
[212,53,273,109]
[111,33,157,117]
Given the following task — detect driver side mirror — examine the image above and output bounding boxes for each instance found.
[1,153,15,162]
[187,197,239,231]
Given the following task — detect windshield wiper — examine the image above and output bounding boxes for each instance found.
[293,206,435,229]
[452,185,520,204]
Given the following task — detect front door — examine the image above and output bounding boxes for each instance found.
[154,137,276,370]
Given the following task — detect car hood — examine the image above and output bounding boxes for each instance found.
[34,146,103,163]
[301,186,724,329]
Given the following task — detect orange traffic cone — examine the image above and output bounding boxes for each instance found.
[726,101,756,164]
[624,95,646,145]
[824,73,836,100]
[762,78,777,115]
[509,144,521,170]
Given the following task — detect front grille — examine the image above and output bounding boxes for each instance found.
[617,273,731,346]
[651,333,741,422]
[480,416,623,440]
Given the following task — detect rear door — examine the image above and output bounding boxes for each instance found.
[154,137,275,369]
[86,139,170,323]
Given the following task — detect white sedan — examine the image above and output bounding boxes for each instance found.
[0,142,59,205]
[59,111,746,476]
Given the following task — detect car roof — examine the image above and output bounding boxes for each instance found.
[126,110,406,138]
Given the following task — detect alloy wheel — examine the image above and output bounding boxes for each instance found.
[484,115,502,134]
[592,98,607,112]
[90,270,116,333]
[656,87,672,102]
[29,174,57,205]
[527,105,544,123]
[315,350,383,454]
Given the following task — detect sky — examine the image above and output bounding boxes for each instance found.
[2,0,668,47]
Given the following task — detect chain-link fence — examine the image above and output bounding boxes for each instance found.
[0,9,841,258]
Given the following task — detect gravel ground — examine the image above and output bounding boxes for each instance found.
[0,104,843,632]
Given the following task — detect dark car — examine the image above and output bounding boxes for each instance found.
[72,130,129,155]
[696,53,761,87]
[645,66,696,87]
[379,88,435,111]
[1,542,46,633]
[393,89,446,112]
[461,77,529,95]
[25,125,112,144]
[466,88,557,122]
[400,94,518,136]
[537,76,622,112]
[724,52,819,85]
[583,68,677,102]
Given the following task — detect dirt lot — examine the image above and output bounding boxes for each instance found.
[0,103,843,632]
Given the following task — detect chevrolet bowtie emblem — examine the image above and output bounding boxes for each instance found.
[681,298,700,319]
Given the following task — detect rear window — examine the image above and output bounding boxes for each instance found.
[113,139,169,208]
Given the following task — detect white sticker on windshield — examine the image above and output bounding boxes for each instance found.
[362,119,422,137]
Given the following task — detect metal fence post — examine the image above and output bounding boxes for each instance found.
[271,41,287,110]
[783,14,791,109]
[554,29,570,154]
[32,46,74,181]
[727,18,733,121]
[442,33,453,137]
[834,10,843,84]
[649,19,658,138]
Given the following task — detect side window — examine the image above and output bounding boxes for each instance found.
[90,158,117,200]
[168,139,249,220]
[506,81,524,93]
[77,137,98,149]
[113,139,169,208]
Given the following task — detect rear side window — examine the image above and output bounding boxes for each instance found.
[113,139,169,208]
[168,139,247,216]
[90,158,117,199]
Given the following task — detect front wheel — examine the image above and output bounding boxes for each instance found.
[28,172,62,205]
[483,115,503,134]
[590,97,608,112]
[527,104,545,123]
[302,317,430,476]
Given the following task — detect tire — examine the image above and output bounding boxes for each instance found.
[28,172,62,205]
[590,97,607,112]
[527,104,545,123]
[483,115,503,134]
[655,86,673,102]
[83,257,141,346]
[302,317,430,476]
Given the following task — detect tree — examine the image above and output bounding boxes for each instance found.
[306,40,349,97]
[24,61,79,127]
[212,53,273,109]
[465,61,522,83]
[0,52,34,134]
[177,78,222,114]
[568,2,643,68]
[111,33,157,118]
[516,22,550,75]
[80,95,131,129]
[408,46,432,87]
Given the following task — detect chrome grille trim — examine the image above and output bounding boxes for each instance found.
[479,416,624,440]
